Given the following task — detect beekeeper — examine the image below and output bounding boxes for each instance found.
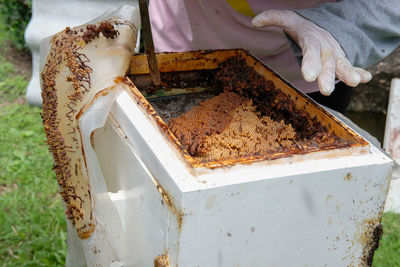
[149,1,400,113]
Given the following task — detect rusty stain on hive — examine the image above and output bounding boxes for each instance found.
[152,176,184,231]
[358,218,383,267]
[154,253,170,267]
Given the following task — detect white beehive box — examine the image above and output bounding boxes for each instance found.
[89,50,392,267]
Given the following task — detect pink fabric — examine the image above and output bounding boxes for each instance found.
[149,0,334,93]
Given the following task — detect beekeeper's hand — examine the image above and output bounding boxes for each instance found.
[252,10,372,96]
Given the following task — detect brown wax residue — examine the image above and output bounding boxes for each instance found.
[201,101,296,160]
[41,26,95,238]
[82,22,119,44]
[169,92,249,155]
[168,92,296,161]
[215,57,329,140]
[41,18,125,239]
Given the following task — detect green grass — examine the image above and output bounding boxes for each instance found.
[0,60,29,102]
[374,212,400,267]
[0,26,29,103]
[0,20,67,266]
[0,104,67,266]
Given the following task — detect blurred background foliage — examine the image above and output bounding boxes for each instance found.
[0,0,32,50]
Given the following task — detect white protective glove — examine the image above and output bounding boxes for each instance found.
[252,10,372,96]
